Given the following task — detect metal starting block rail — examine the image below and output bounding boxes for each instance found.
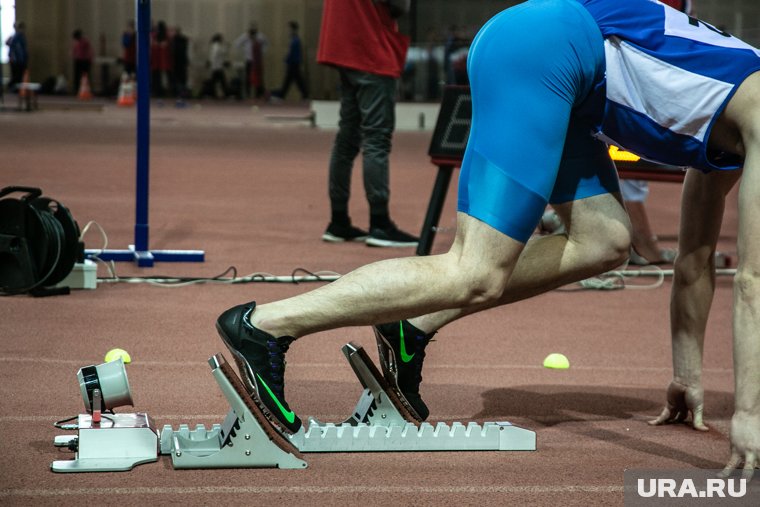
[290,343,535,452]
[160,343,535,469]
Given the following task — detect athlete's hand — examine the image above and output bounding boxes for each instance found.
[648,379,709,431]
[719,412,760,480]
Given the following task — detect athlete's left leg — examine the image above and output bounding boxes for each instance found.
[410,115,631,332]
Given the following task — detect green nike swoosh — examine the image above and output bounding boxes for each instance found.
[399,321,415,363]
[256,373,296,424]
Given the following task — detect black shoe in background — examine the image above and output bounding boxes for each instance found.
[322,222,370,243]
[365,224,419,247]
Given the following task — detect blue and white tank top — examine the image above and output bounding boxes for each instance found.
[576,0,760,171]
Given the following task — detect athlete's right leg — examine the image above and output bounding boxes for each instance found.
[218,213,526,430]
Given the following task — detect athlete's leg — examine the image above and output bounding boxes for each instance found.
[411,118,630,332]
[253,213,523,336]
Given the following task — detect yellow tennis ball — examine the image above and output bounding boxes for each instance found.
[543,353,569,369]
[104,348,132,364]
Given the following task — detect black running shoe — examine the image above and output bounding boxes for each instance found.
[322,222,369,243]
[366,224,419,247]
[216,302,302,434]
[374,320,435,420]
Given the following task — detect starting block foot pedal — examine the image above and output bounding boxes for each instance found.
[160,354,306,469]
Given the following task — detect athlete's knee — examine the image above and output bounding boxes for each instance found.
[600,219,632,268]
[463,271,509,306]
[673,246,713,286]
[442,252,510,307]
[569,214,631,268]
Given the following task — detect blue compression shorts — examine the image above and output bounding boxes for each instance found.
[457,0,620,243]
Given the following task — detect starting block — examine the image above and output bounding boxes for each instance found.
[160,342,535,468]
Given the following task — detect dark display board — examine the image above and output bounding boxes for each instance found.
[427,86,684,184]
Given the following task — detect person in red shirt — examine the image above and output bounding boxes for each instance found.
[318,0,419,248]
[71,29,93,95]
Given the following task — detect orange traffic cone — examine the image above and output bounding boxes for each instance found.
[78,72,93,100]
[18,70,30,98]
[116,73,135,107]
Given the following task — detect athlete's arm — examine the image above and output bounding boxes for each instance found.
[709,71,760,478]
[648,167,737,431]
[722,74,760,477]
[722,157,760,478]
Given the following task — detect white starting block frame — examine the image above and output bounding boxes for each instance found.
[160,343,535,469]
[289,342,536,452]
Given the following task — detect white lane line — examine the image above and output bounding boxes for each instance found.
[0,356,733,374]
[0,485,624,497]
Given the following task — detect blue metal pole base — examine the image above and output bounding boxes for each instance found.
[86,246,205,267]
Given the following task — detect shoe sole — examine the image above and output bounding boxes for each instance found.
[322,232,369,243]
[365,238,419,247]
[373,328,424,422]
[216,322,298,435]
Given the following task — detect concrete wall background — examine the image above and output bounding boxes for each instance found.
[10,0,760,99]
